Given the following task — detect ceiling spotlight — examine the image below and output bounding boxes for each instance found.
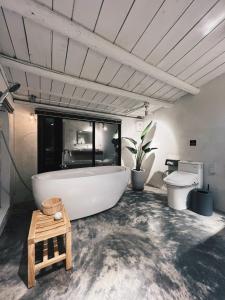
[144,102,150,117]
[30,94,36,102]
[0,82,20,104]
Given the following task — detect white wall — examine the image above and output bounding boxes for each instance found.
[0,111,13,233]
[150,73,225,212]
[0,67,14,234]
[12,103,37,204]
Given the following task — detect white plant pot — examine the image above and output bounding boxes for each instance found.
[131,169,145,191]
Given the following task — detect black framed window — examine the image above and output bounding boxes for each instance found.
[37,109,121,173]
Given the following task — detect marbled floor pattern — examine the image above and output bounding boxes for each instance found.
[1,189,225,300]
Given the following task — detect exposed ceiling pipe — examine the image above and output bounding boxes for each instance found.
[0,55,173,108]
[0,0,200,95]
[13,86,129,109]
[13,96,139,119]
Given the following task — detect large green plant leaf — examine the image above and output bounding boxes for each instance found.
[141,121,152,141]
[126,146,137,154]
[123,137,137,145]
[142,141,151,151]
[143,147,157,153]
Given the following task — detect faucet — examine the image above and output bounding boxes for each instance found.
[61,150,69,169]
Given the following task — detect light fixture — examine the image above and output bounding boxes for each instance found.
[103,123,108,131]
[0,82,20,113]
[0,82,21,105]
[144,102,150,117]
[202,13,225,36]
[30,113,37,121]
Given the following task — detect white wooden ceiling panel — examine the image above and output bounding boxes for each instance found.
[132,0,193,59]
[122,71,145,91]
[49,95,61,103]
[73,0,102,31]
[51,80,65,95]
[85,102,96,109]
[0,8,15,56]
[153,85,173,98]
[170,91,186,100]
[69,0,99,93]
[144,81,165,96]
[95,0,134,42]
[163,87,182,99]
[36,0,52,8]
[76,101,88,107]
[40,76,51,100]
[96,58,120,84]
[187,51,225,84]
[113,97,132,108]
[34,0,53,86]
[64,40,87,76]
[115,0,164,51]
[60,97,70,105]
[122,99,137,109]
[109,65,134,88]
[73,87,86,98]
[168,19,225,77]
[82,0,134,90]
[3,66,12,83]
[81,49,105,80]
[26,72,41,99]
[24,19,51,68]
[158,1,225,71]
[10,68,28,95]
[52,33,68,72]
[62,83,75,98]
[93,92,107,103]
[101,95,117,105]
[132,76,155,93]
[146,0,217,66]
[82,89,97,100]
[194,61,225,87]
[68,98,80,106]
[95,103,110,111]
[3,9,29,61]
[53,0,74,18]
[49,80,64,102]
[153,17,225,96]
[49,95,60,102]
[178,37,225,80]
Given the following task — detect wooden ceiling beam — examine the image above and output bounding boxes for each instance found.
[0,54,173,108]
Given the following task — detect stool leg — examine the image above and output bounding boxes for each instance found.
[65,230,72,270]
[28,241,35,288]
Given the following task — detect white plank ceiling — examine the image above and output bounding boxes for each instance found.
[1,0,225,117]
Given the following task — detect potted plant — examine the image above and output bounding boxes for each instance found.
[123,121,157,191]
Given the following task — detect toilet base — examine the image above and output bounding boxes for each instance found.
[167,184,197,210]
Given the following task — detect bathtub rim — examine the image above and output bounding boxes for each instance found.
[32,165,130,181]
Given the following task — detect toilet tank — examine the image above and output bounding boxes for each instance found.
[178,161,203,188]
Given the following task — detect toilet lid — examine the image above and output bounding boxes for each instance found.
[164,171,199,187]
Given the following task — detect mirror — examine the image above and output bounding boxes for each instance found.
[77,131,92,144]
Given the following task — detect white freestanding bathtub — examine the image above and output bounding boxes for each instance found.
[32,166,130,220]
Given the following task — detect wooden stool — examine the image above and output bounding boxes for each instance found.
[27,206,72,288]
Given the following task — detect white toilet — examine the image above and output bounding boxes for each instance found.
[164,161,203,210]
